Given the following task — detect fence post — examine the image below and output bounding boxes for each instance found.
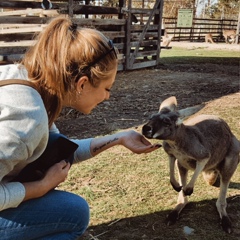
[68,0,73,17]
[235,7,240,44]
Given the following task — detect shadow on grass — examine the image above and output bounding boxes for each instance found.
[82,195,240,240]
[158,56,240,77]
[229,182,240,190]
[160,56,240,65]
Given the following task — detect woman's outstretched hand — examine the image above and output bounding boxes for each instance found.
[118,130,161,154]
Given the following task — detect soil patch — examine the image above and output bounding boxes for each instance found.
[56,58,239,139]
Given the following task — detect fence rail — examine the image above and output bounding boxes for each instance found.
[0,1,239,70]
[163,17,238,42]
[0,0,164,70]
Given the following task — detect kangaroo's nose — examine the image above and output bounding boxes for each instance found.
[142,125,152,138]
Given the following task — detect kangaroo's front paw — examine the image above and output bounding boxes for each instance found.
[170,181,182,192]
[183,187,193,196]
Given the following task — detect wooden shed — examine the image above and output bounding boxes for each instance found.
[0,0,164,70]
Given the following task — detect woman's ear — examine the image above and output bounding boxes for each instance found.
[76,76,89,93]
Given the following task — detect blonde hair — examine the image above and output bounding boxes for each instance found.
[21,16,118,127]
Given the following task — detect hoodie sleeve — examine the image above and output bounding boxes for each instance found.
[0,74,49,211]
[0,182,26,211]
[50,124,94,162]
[71,138,93,162]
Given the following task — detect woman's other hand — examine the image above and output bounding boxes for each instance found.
[42,160,70,189]
[23,160,70,201]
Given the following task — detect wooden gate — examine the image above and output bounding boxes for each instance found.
[124,0,164,70]
[0,0,164,71]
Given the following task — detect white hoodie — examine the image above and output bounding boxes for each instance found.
[0,64,92,211]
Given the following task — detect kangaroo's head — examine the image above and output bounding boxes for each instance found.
[142,97,178,140]
[142,96,204,140]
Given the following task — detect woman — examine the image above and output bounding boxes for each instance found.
[0,16,160,239]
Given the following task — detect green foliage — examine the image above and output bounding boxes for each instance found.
[163,0,240,19]
[163,0,196,18]
[102,0,119,7]
[206,0,240,19]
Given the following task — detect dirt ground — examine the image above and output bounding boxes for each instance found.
[56,42,240,139]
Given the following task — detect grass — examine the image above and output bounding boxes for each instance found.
[59,47,240,239]
[160,46,240,65]
[61,131,240,239]
[61,107,240,239]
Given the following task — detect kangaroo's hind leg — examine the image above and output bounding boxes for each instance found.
[216,152,239,233]
[202,169,220,187]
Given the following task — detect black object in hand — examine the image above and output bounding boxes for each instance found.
[12,136,78,182]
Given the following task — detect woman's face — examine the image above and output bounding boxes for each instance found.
[66,67,117,114]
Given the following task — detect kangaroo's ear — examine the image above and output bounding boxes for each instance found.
[178,104,205,120]
[159,96,177,112]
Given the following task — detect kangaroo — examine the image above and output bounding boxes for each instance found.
[205,33,214,43]
[142,96,240,233]
[161,29,173,47]
[162,34,173,47]
[222,29,237,44]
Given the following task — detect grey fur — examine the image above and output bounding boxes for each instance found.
[142,96,240,233]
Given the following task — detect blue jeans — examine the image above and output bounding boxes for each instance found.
[0,133,89,239]
[0,190,90,240]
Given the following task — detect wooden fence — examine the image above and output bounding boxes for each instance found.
[0,1,238,71]
[0,0,164,71]
[163,17,238,42]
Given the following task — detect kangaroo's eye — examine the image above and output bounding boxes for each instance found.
[163,117,171,126]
